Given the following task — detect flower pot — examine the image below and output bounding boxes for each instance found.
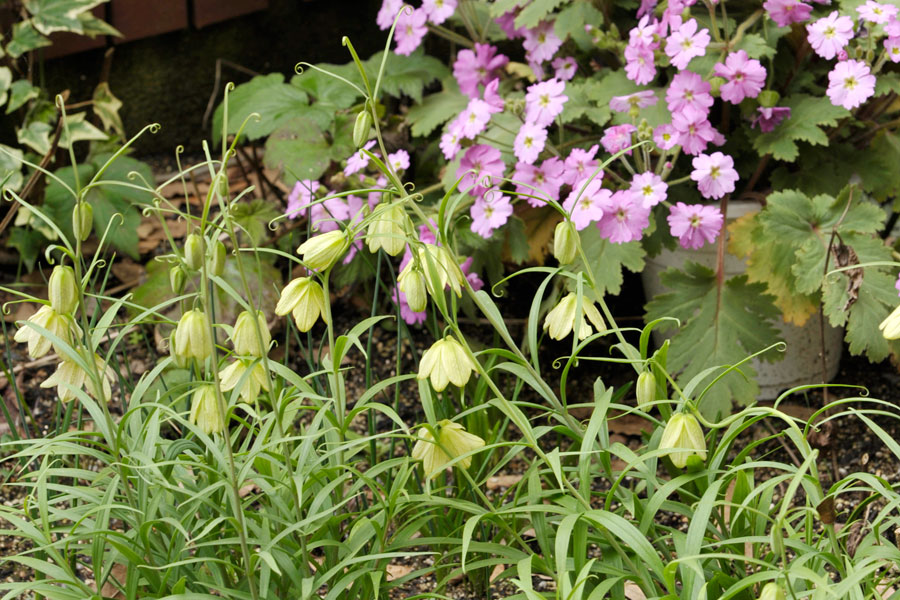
[641,200,843,400]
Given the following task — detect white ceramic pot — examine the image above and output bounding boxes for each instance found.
[641,201,843,400]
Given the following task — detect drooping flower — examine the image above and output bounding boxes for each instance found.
[392,284,427,325]
[562,145,600,186]
[220,359,269,404]
[764,0,813,27]
[523,20,562,65]
[758,583,787,600]
[367,202,410,256]
[880,303,900,338]
[601,124,637,155]
[231,310,270,358]
[276,277,328,332]
[659,412,707,468]
[543,292,606,340]
[610,90,659,113]
[714,50,766,104]
[552,56,577,81]
[667,202,724,249]
[298,229,350,271]
[174,309,214,364]
[189,384,225,435]
[458,144,505,197]
[806,11,855,60]
[41,353,115,403]
[858,0,897,24]
[665,19,710,70]
[412,419,485,479]
[630,172,668,208]
[470,188,513,238]
[691,152,739,199]
[596,191,650,243]
[14,305,81,359]
[417,244,466,298]
[636,371,656,410]
[421,0,456,25]
[827,59,876,110]
[394,8,428,56]
[418,336,477,391]
[525,78,568,127]
[553,220,578,265]
[665,70,713,117]
[751,106,792,132]
[453,43,509,98]
[563,178,609,230]
[514,122,548,164]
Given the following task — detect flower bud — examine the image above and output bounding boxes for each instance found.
[397,263,428,312]
[298,229,349,272]
[659,412,707,469]
[543,293,606,340]
[275,277,328,332]
[758,90,780,108]
[553,221,578,265]
[189,383,225,435]
[174,309,214,363]
[220,358,269,403]
[418,335,477,392]
[636,370,656,410]
[184,233,205,271]
[48,265,78,315]
[209,240,226,277]
[367,203,410,256]
[353,109,373,148]
[880,304,900,339]
[708,76,726,97]
[412,419,485,479]
[72,201,93,242]
[758,583,786,600]
[419,244,465,298]
[169,266,186,294]
[232,310,270,357]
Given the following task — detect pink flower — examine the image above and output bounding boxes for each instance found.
[563,178,610,230]
[672,111,718,155]
[523,21,563,65]
[630,15,661,47]
[342,195,366,264]
[653,124,679,150]
[630,172,667,208]
[827,59,876,109]
[368,175,388,210]
[886,36,900,62]
[596,191,650,243]
[460,257,484,291]
[858,0,897,23]
[610,90,659,113]
[456,98,492,138]
[495,9,525,39]
[440,131,461,160]
[665,71,713,117]
[344,140,377,176]
[637,0,659,19]
[806,11,855,60]
[690,152,739,200]
[751,106,792,132]
[514,122,548,164]
[665,19,710,70]
[453,43,509,98]
[308,195,351,233]
[422,0,456,25]
[714,50,766,104]
[377,0,403,30]
[601,124,637,155]
[895,272,900,296]
[388,149,410,172]
[286,179,320,219]
[392,285,427,325]
[667,202,724,249]
[470,188,513,238]
[563,145,600,186]
[458,144,505,197]
[513,158,565,206]
[483,79,505,113]
[394,8,428,56]
[552,56,577,81]
[764,0,813,27]
[887,16,900,37]
[625,41,657,84]
[525,78,568,127]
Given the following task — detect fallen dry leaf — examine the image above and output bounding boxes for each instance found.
[486,474,523,489]
[624,581,647,600]
[386,563,413,581]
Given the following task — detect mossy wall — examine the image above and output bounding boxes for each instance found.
[41,0,382,155]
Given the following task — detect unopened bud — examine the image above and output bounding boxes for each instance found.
[758,90,780,108]
[298,229,349,272]
[553,220,578,265]
[709,76,726,97]
[758,582,786,600]
[209,240,226,277]
[397,264,427,312]
[353,109,373,148]
[184,233,205,271]
[636,371,656,410]
[659,412,707,469]
[72,201,93,242]
[367,203,410,256]
[170,266,186,294]
[48,265,78,315]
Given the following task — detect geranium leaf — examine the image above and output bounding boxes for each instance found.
[751,94,848,161]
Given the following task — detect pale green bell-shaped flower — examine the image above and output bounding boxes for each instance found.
[189,383,225,435]
[636,370,656,411]
[880,304,900,339]
[543,292,606,340]
[184,233,205,271]
[219,359,269,403]
[209,240,227,277]
[553,220,578,265]
[418,243,465,298]
[659,412,707,469]
[397,262,427,312]
[231,310,270,357]
[275,277,328,332]
[14,305,82,359]
[48,265,78,315]
[758,583,786,600]
[41,353,114,402]
[173,309,214,363]
[412,419,485,479]
[298,229,349,272]
[417,336,477,392]
[366,203,410,256]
